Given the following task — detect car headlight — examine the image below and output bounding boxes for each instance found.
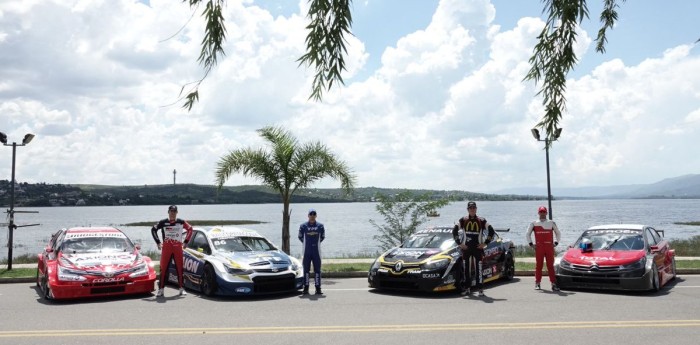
[129,263,150,278]
[620,257,646,270]
[289,257,301,272]
[559,258,572,269]
[422,258,449,270]
[57,265,87,282]
[225,265,253,275]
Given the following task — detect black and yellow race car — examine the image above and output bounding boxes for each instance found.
[368,226,515,292]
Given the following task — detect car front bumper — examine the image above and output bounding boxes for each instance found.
[555,267,653,291]
[49,275,156,299]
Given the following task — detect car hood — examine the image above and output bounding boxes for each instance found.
[382,248,444,263]
[214,250,292,267]
[60,251,139,269]
[562,249,646,266]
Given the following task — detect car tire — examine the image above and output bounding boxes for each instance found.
[41,274,53,300]
[35,267,40,287]
[200,264,218,297]
[502,255,515,281]
[650,263,660,292]
[670,257,677,281]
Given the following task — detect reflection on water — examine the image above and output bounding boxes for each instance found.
[3,199,699,260]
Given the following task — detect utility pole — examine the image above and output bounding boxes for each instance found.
[173,169,176,185]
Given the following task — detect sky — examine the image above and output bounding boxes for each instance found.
[1,0,699,194]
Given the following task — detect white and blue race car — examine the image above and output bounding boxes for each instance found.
[164,226,304,296]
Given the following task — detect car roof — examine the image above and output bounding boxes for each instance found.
[587,224,646,231]
[196,226,264,238]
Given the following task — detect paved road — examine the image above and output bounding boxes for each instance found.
[1,276,699,345]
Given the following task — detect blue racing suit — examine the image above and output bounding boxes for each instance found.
[298,221,325,287]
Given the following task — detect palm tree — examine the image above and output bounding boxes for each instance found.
[215,126,356,254]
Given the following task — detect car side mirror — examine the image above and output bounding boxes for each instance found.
[45,247,53,253]
[650,245,661,253]
[134,243,141,251]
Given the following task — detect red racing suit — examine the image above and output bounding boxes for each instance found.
[526,219,561,284]
[151,218,193,289]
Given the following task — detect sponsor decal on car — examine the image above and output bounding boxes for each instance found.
[586,229,640,235]
[419,228,453,234]
[184,258,200,272]
[391,250,426,259]
[210,230,261,239]
[65,232,126,239]
[92,277,125,283]
[577,256,616,262]
[483,247,499,256]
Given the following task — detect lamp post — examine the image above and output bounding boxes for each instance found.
[530,128,562,220]
[1,132,35,270]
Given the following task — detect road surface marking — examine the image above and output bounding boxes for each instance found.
[2,320,700,337]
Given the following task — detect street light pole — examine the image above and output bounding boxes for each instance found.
[1,132,35,270]
[8,142,17,269]
[544,138,552,220]
[531,128,562,221]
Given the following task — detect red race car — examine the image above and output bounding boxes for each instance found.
[555,224,676,292]
[37,227,157,300]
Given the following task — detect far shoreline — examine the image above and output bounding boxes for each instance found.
[123,220,266,226]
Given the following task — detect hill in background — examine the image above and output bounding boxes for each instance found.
[493,174,700,199]
[2,174,697,207]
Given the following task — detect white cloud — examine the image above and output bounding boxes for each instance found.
[0,0,698,193]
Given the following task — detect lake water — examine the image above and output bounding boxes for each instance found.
[3,199,699,260]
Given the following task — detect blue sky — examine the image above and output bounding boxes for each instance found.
[1,0,699,194]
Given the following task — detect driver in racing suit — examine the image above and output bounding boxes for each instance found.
[151,205,193,297]
[453,201,494,297]
[526,206,561,291]
[298,208,325,295]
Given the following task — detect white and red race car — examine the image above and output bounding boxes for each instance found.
[555,224,676,292]
[37,227,157,300]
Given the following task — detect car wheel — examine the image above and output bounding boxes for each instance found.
[41,274,53,300]
[35,268,40,287]
[200,264,218,297]
[502,255,515,281]
[650,263,660,292]
[670,257,677,281]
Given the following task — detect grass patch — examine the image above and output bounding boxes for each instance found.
[0,268,36,278]
[322,263,372,272]
[513,245,536,257]
[0,254,37,265]
[329,251,383,259]
[123,220,265,226]
[674,221,700,226]
[668,236,700,256]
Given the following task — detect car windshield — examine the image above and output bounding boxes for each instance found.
[403,233,454,250]
[576,231,645,251]
[61,236,134,254]
[212,236,276,252]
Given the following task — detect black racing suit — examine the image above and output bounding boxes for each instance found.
[453,216,495,291]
